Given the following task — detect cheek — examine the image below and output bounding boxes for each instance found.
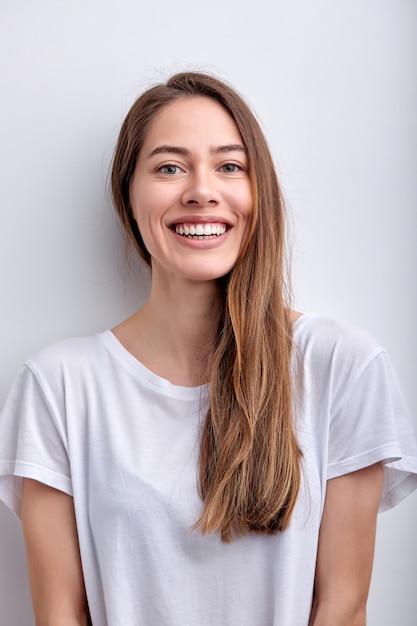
[130,187,153,231]
[226,182,253,220]
[240,185,254,221]
[130,187,170,253]
[131,183,178,224]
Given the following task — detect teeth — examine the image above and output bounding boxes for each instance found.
[174,223,227,238]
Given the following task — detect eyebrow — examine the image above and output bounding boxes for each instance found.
[147,144,247,159]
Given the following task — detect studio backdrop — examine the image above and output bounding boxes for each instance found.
[1,1,416,624]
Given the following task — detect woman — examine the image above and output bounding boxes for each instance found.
[0,72,416,625]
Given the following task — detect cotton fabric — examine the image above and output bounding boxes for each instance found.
[1,314,416,625]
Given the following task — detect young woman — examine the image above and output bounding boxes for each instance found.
[1,72,416,626]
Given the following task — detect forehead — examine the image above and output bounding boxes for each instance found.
[143,96,243,148]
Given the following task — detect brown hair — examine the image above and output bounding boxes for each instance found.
[111,72,302,542]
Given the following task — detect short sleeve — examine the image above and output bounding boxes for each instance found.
[0,365,72,518]
[327,350,417,511]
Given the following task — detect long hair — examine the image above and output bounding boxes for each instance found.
[111,72,302,542]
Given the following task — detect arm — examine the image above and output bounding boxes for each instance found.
[21,478,89,626]
[309,462,383,626]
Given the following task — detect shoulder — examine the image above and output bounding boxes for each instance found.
[293,314,386,389]
[25,332,110,383]
[292,316,391,435]
[294,314,383,361]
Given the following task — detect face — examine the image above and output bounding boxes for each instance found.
[130,96,253,284]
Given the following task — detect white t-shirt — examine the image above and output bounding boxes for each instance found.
[1,314,417,626]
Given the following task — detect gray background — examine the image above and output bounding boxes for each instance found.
[1,1,416,623]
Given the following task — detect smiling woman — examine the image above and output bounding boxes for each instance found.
[0,71,416,626]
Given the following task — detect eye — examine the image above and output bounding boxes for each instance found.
[158,164,183,175]
[220,163,244,173]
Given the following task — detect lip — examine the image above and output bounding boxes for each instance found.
[167,214,233,228]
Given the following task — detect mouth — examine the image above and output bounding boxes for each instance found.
[171,222,228,239]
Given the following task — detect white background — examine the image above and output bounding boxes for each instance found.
[0,1,416,624]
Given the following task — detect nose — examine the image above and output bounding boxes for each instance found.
[181,168,219,207]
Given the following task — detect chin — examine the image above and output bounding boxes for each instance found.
[183,264,235,283]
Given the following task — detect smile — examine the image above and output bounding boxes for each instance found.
[174,223,227,238]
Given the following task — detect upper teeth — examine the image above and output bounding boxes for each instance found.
[175,223,227,236]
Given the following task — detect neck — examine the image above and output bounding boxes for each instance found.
[146,273,222,351]
[114,272,223,386]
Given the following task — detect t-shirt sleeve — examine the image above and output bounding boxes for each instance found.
[0,365,72,518]
[327,349,417,512]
